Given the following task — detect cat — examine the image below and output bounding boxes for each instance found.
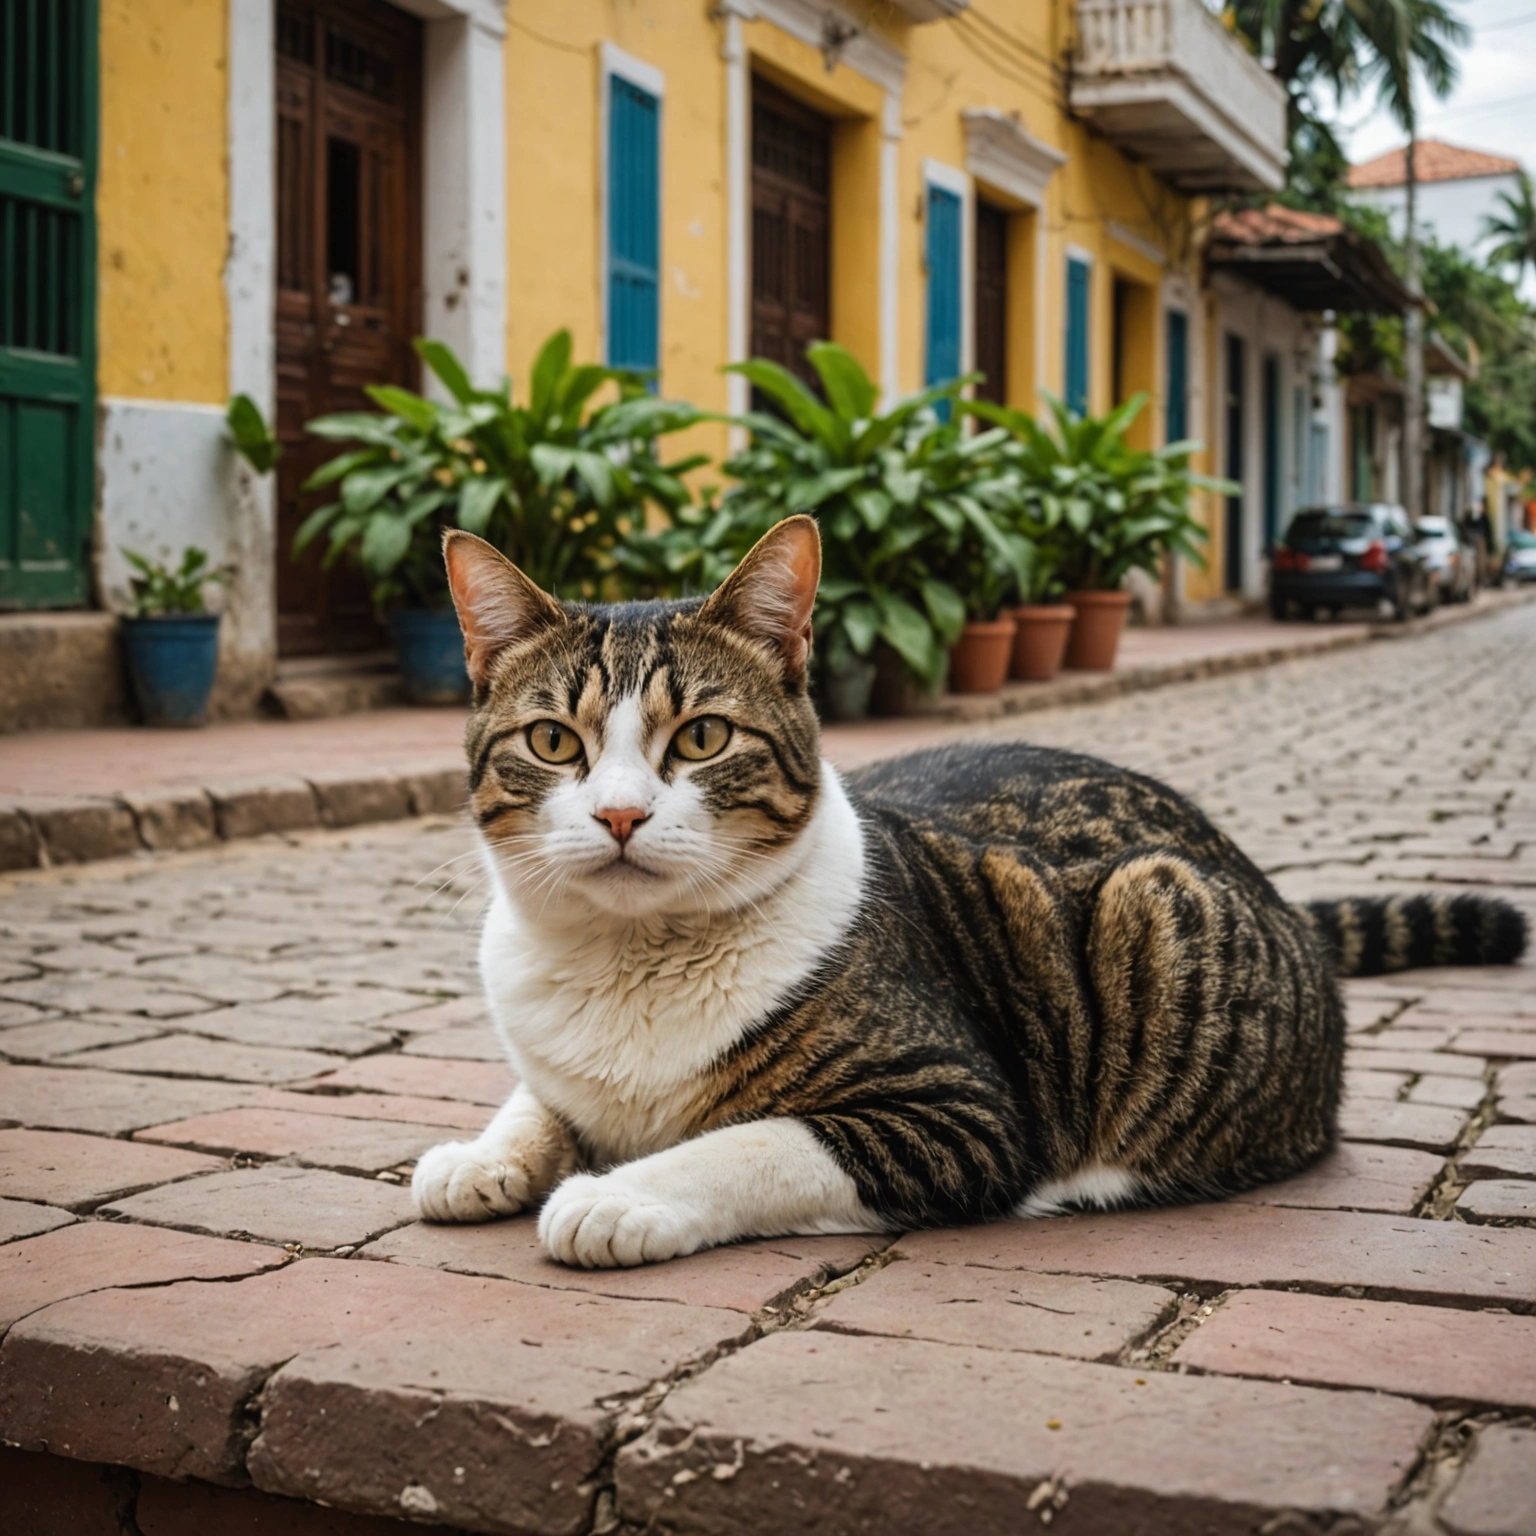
[412,517,1528,1268]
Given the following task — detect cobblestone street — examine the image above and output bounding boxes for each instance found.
[3,604,1536,1534]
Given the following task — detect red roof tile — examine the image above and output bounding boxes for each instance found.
[1348,140,1521,190]
[1211,204,1343,244]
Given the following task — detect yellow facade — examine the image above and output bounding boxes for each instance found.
[97,0,229,402]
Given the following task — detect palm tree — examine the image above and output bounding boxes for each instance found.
[1484,172,1536,288]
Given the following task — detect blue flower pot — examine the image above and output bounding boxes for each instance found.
[121,613,222,728]
[389,608,469,705]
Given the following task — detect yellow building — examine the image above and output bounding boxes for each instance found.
[3,0,1302,714]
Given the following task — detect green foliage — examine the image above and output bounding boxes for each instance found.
[121,547,226,618]
[971,394,1222,593]
[297,332,705,609]
[1483,171,1536,289]
[226,394,281,475]
[689,343,1022,686]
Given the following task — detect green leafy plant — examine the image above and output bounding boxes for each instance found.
[297,331,706,609]
[122,547,226,618]
[971,393,1221,593]
[226,395,281,475]
[695,342,1023,687]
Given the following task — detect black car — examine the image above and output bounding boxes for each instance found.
[1269,504,1434,622]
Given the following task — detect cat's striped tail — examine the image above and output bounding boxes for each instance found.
[1303,893,1528,977]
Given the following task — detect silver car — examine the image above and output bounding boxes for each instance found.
[1414,516,1476,604]
[1504,528,1536,585]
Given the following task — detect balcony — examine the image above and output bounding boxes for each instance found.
[1069,0,1287,192]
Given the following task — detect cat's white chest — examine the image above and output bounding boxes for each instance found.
[476,767,866,1165]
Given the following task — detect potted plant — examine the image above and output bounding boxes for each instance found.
[698,343,1013,719]
[298,331,704,703]
[973,393,1219,672]
[1007,542,1076,683]
[119,547,228,727]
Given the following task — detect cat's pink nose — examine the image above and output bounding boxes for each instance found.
[594,807,648,846]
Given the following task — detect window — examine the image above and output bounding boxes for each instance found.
[1065,255,1090,418]
[973,200,1008,406]
[1166,310,1188,444]
[925,182,963,418]
[606,72,660,374]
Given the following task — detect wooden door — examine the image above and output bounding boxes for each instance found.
[275,0,421,656]
[750,80,830,392]
[0,0,96,609]
[1225,333,1246,592]
[973,201,1008,408]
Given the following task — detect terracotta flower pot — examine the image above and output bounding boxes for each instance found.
[948,616,1017,694]
[1008,604,1076,682]
[1064,589,1132,671]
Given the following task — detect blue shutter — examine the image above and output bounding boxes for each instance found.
[1165,309,1188,444]
[925,184,962,420]
[1065,257,1090,418]
[607,75,659,374]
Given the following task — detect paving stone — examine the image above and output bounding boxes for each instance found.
[309,773,413,829]
[399,767,466,817]
[1404,991,1536,1019]
[1440,1423,1536,1536]
[1173,1289,1536,1409]
[0,1064,256,1135]
[1462,1125,1536,1180]
[1352,1025,1457,1051]
[811,1259,1174,1362]
[0,803,41,872]
[137,1107,450,1173]
[0,1015,166,1061]
[0,972,216,1018]
[123,789,218,853]
[384,995,486,1033]
[614,1331,1432,1536]
[1230,1141,1443,1215]
[897,1204,1536,1307]
[0,1256,749,1510]
[174,1004,394,1057]
[0,999,52,1028]
[361,1217,882,1313]
[0,1128,223,1211]
[1345,994,1403,1029]
[1406,1073,1488,1110]
[304,1054,512,1106]
[66,1032,346,1085]
[1450,1030,1536,1059]
[1457,1180,1536,1224]
[136,1472,435,1535]
[1499,1061,1536,1097]
[24,797,141,863]
[208,777,321,839]
[127,957,292,1006]
[251,988,437,1026]
[0,1444,137,1536]
[255,1087,487,1131]
[0,1198,74,1245]
[1348,1047,1488,1078]
[1344,1067,1409,1100]
[1498,1096,1536,1124]
[1338,1096,1469,1151]
[104,1166,417,1251]
[0,1220,283,1331]
[399,1028,503,1061]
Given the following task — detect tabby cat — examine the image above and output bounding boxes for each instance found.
[413,518,1527,1267]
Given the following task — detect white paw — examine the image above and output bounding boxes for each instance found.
[538,1172,707,1268]
[412,1138,534,1223]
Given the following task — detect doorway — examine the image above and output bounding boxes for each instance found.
[274,0,422,657]
[973,200,1008,407]
[1262,354,1281,551]
[1224,334,1245,592]
[750,78,831,393]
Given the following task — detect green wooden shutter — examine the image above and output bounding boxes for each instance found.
[1165,309,1188,444]
[1065,257,1090,419]
[607,75,659,375]
[925,184,962,421]
[0,0,97,608]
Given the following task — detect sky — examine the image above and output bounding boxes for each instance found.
[1341,0,1536,168]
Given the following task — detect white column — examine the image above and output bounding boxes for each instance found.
[422,7,508,391]
[723,15,750,432]
[879,90,901,405]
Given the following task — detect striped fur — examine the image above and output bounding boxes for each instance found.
[419,524,1528,1263]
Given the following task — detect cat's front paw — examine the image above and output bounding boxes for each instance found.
[538,1172,707,1268]
[412,1138,534,1223]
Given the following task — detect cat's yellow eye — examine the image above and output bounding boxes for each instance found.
[527,720,583,765]
[673,716,732,762]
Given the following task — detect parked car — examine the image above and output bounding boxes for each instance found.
[1413,515,1476,604]
[1502,528,1536,585]
[1269,504,1434,622]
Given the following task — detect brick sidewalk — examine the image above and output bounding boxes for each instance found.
[2,603,1536,1534]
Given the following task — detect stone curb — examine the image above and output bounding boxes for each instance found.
[1,590,1528,875]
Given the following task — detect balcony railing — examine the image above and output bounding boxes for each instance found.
[1070,0,1287,192]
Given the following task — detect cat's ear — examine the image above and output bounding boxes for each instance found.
[698,515,821,682]
[443,530,564,686]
